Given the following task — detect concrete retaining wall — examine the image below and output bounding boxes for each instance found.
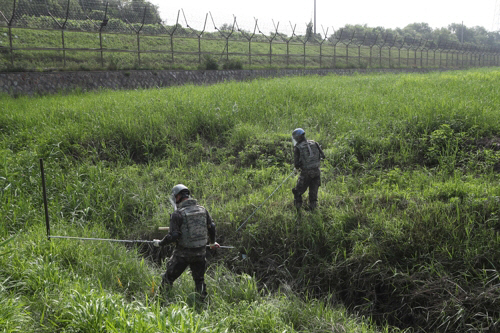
[0,68,453,96]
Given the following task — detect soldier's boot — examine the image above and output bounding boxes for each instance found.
[292,189,302,212]
[195,282,208,301]
[308,201,317,211]
[158,274,173,302]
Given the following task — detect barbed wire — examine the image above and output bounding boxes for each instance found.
[1,0,497,48]
[1,0,499,71]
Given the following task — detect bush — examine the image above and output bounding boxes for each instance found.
[222,59,243,70]
[201,55,219,70]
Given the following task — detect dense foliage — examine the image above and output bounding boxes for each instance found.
[0,0,161,23]
[1,69,499,332]
[331,22,500,49]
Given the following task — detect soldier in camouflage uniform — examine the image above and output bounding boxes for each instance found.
[154,184,219,299]
[292,128,325,211]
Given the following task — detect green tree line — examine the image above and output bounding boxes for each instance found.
[329,22,500,48]
[0,0,161,23]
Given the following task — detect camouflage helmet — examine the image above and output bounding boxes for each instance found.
[170,184,190,208]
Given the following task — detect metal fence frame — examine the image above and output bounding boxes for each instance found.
[1,0,499,70]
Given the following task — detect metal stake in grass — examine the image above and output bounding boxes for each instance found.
[40,158,50,241]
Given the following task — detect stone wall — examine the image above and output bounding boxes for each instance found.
[0,68,452,96]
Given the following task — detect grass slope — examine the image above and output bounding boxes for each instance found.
[1,68,500,332]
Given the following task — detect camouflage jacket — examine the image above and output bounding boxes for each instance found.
[159,198,216,257]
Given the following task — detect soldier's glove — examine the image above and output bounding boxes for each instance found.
[210,242,220,249]
[153,239,161,247]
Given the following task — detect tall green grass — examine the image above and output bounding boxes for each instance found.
[1,68,500,332]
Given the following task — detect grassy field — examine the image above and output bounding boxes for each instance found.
[1,68,500,332]
[0,26,486,71]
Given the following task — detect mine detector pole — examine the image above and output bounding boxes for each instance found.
[40,158,233,248]
[40,159,51,241]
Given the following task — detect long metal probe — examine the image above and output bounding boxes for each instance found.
[49,235,153,243]
[40,158,50,240]
[48,236,235,248]
[236,170,295,232]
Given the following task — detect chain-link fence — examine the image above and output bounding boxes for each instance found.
[1,0,499,71]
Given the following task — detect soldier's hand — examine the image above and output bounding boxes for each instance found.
[153,239,161,247]
[294,167,299,174]
[210,242,220,249]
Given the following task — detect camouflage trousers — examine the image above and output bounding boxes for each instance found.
[292,168,321,210]
[161,253,207,297]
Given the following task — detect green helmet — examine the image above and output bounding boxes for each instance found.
[170,184,190,209]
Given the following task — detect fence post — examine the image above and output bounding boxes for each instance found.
[331,29,342,68]
[100,3,109,68]
[396,37,403,67]
[344,30,355,67]
[183,10,207,64]
[432,44,437,67]
[236,17,256,66]
[81,0,107,68]
[8,23,13,66]
[319,26,329,68]
[445,42,449,68]
[61,0,71,68]
[367,33,378,68]
[414,38,423,67]
[302,24,311,68]
[403,37,412,68]
[285,22,297,67]
[210,12,235,63]
[157,12,180,66]
[461,44,467,68]
[166,12,180,64]
[379,35,384,67]
[256,19,278,66]
[291,22,310,68]
[387,35,397,68]
[3,0,16,67]
[423,41,429,67]
[354,32,366,67]
[437,40,442,67]
[420,40,428,68]
[268,20,280,66]
[135,6,147,67]
[227,17,236,61]
[380,34,390,68]
[45,0,69,68]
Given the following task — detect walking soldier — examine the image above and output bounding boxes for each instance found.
[291,128,325,211]
[154,184,219,299]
